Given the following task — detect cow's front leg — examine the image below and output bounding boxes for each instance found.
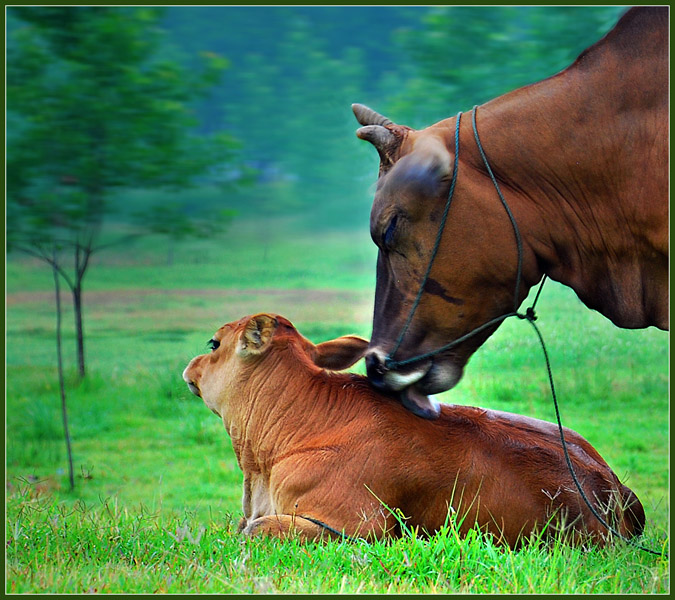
[241,514,353,543]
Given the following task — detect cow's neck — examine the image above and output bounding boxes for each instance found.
[462,24,668,329]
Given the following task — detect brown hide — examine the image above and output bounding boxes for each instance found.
[355,7,668,413]
[183,313,645,547]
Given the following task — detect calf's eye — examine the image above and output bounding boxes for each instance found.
[207,339,220,351]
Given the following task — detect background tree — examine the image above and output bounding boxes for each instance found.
[52,251,75,491]
[386,6,625,125]
[218,15,373,229]
[7,6,235,378]
[134,202,237,266]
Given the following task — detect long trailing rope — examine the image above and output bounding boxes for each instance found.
[379,105,666,558]
[523,311,667,558]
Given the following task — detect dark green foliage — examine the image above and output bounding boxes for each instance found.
[157,6,625,228]
[7,6,234,243]
[387,6,625,125]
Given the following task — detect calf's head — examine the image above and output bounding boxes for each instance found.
[183,313,369,418]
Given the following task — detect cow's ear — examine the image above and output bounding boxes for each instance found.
[385,136,452,199]
[312,336,369,370]
[237,314,278,357]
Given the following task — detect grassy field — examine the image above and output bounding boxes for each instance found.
[5,214,669,593]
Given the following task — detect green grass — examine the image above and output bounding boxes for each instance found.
[5,214,669,593]
[6,486,669,594]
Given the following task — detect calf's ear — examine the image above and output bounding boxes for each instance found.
[312,336,369,370]
[237,314,278,356]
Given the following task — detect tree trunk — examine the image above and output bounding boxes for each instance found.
[73,283,86,379]
[53,260,75,492]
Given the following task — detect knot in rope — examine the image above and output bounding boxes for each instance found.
[517,306,538,322]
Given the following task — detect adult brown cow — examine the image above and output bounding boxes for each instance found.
[353,6,668,419]
[182,313,645,546]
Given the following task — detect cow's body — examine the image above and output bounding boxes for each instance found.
[354,7,668,418]
[183,314,645,547]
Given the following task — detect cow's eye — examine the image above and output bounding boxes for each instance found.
[382,215,398,248]
[207,339,220,351]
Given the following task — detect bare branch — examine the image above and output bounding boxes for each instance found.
[10,243,76,291]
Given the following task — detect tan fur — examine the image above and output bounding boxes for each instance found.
[183,313,645,547]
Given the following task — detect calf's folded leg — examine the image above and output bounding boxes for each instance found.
[241,514,350,543]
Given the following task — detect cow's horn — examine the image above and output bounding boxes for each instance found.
[352,103,393,127]
[356,124,396,148]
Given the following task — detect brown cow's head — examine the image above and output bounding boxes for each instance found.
[183,314,369,418]
[354,104,538,418]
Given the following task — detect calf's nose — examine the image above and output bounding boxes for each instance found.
[182,366,201,397]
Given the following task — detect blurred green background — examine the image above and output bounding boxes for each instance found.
[7,6,626,246]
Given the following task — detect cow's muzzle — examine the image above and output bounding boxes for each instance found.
[365,350,441,419]
[365,349,429,390]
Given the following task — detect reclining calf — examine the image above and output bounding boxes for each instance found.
[183,313,645,547]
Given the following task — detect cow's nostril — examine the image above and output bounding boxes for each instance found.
[365,351,389,389]
[365,352,384,374]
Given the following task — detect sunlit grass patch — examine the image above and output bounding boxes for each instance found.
[5,484,669,594]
